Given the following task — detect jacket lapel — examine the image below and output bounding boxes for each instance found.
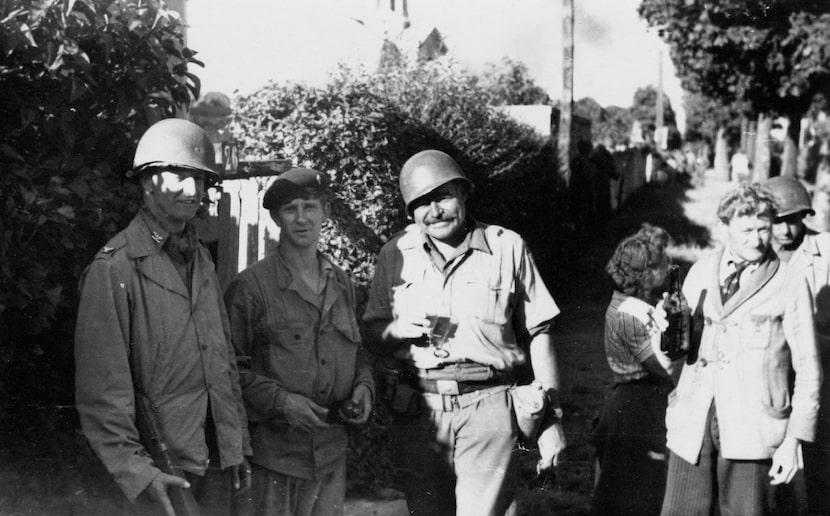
[719,250,779,318]
[124,215,191,299]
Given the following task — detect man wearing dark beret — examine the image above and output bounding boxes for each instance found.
[224,168,374,516]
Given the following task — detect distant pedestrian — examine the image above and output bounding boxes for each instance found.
[589,141,621,234]
[570,140,596,235]
[730,150,750,183]
[765,175,830,515]
[660,183,822,516]
[591,224,679,516]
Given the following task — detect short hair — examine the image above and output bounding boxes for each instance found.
[716,183,777,224]
[606,223,671,299]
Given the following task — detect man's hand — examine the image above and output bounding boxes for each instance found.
[769,436,802,485]
[385,313,431,342]
[282,392,330,433]
[232,458,252,494]
[393,342,452,369]
[536,421,567,474]
[339,383,373,425]
[146,471,191,516]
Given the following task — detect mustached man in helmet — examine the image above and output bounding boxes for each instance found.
[363,150,566,515]
[223,168,374,516]
[75,119,252,516]
[764,175,830,514]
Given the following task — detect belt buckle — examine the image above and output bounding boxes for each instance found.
[435,380,460,395]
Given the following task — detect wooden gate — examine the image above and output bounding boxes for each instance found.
[205,142,292,289]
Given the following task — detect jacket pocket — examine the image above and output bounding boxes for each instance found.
[763,340,793,419]
[741,314,772,350]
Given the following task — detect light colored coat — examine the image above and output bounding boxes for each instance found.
[665,250,822,464]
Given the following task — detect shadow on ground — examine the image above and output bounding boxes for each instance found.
[514,176,718,516]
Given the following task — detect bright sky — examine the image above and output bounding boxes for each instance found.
[186,0,685,129]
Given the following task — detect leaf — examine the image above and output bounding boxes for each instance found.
[69,77,88,102]
[55,205,75,219]
[0,144,25,161]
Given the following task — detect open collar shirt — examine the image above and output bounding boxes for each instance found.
[224,246,374,480]
[363,219,559,371]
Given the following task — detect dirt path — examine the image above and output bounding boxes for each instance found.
[514,172,734,515]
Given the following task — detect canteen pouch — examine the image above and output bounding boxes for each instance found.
[390,381,422,417]
[509,381,547,442]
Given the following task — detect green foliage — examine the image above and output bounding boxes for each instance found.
[0,0,200,386]
[638,0,830,118]
[630,85,677,128]
[230,61,563,290]
[573,97,634,147]
[480,57,552,106]
[682,90,743,143]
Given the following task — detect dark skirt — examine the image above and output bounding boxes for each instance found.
[590,376,672,516]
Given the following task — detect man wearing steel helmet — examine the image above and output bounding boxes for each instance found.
[363,149,566,515]
[224,169,374,516]
[75,118,252,516]
[765,175,830,514]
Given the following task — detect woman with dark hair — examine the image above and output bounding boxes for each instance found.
[591,224,679,516]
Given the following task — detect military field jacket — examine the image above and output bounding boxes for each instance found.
[75,214,250,502]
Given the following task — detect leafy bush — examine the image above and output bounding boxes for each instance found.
[231,60,564,290]
[0,0,200,402]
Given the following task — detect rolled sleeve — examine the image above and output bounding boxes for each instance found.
[516,241,560,336]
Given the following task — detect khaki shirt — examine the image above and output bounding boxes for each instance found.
[363,221,560,371]
[224,247,374,480]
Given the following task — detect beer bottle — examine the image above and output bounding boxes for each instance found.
[661,264,689,357]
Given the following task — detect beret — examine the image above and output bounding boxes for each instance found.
[262,168,329,210]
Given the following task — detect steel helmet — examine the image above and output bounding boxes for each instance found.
[128,118,218,181]
[399,150,472,214]
[764,176,814,218]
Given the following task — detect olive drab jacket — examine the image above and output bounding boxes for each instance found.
[75,213,250,502]
[665,250,822,464]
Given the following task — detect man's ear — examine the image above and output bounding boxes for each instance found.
[269,208,283,228]
[139,173,154,195]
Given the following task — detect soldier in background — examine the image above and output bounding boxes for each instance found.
[589,140,621,235]
[570,140,597,236]
[75,118,251,516]
[765,175,830,515]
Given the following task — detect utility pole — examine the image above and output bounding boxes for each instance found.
[558,0,574,186]
[655,46,664,149]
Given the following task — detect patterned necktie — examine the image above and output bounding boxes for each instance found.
[721,261,749,303]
